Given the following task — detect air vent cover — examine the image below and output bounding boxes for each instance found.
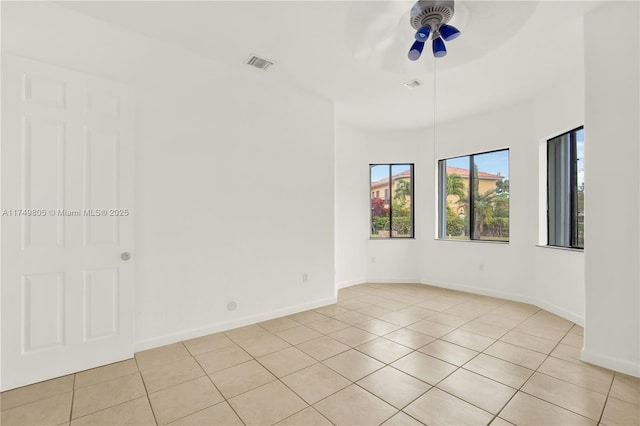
[247,56,274,71]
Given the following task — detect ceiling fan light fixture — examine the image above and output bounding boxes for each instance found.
[439,24,460,41]
[408,40,425,61]
[415,25,431,42]
[432,36,447,57]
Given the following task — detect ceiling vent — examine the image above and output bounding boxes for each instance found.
[247,55,274,71]
[404,79,423,89]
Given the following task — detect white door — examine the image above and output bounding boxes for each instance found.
[1,55,135,391]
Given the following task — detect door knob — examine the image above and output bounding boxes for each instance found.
[121,252,131,261]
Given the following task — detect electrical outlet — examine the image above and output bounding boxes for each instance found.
[371,256,376,263]
[479,264,485,271]
[302,273,309,283]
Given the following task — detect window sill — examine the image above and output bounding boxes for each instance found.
[435,238,509,244]
[370,237,416,241]
[536,245,583,253]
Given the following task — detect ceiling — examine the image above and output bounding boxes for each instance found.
[57,1,601,130]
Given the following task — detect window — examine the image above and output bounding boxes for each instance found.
[370,164,414,238]
[438,149,510,241]
[548,127,584,248]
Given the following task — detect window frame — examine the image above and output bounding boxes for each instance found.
[369,163,415,239]
[547,126,584,249]
[437,148,510,242]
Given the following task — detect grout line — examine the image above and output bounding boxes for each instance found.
[597,372,616,425]
[68,373,76,423]
[133,356,159,426]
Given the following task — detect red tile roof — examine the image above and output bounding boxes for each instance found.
[446,166,503,180]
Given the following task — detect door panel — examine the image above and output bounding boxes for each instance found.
[1,54,135,391]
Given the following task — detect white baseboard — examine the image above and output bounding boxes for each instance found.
[133,296,337,352]
[535,299,584,326]
[421,279,534,305]
[366,277,421,284]
[337,278,367,289]
[420,279,585,326]
[581,349,640,378]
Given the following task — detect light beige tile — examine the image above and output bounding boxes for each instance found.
[537,356,614,394]
[441,329,495,351]
[194,344,252,373]
[379,312,422,327]
[355,319,402,336]
[500,330,557,354]
[306,317,351,334]
[74,360,138,390]
[148,376,223,425]
[315,305,350,317]
[329,327,377,347]
[167,401,243,426]
[276,325,323,345]
[391,352,456,385]
[323,349,384,381]
[407,320,455,338]
[550,343,585,365]
[183,332,234,356]
[404,388,493,426]
[476,313,523,329]
[418,340,478,367]
[384,329,436,350]
[224,324,270,342]
[464,354,533,388]
[288,310,326,324]
[235,332,290,358]
[426,312,470,328]
[135,343,191,371]
[373,299,411,312]
[381,411,424,425]
[314,384,397,426]
[513,321,567,342]
[1,392,72,426]
[560,332,583,348]
[460,320,510,339]
[357,366,431,409]
[332,311,374,325]
[257,346,316,377]
[490,417,515,426]
[228,380,307,426]
[1,375,74,410]
[356,305,393,319]
[601,397,640,426]
[72,373,146,419]
[337,299,372,311]
[282,363,351,404]
[500,392,596,426]
[71,397,155,426]
[355,337,413,364]
[275,407,332,426]
[610,373,640,405]
[209,360,276,399]
[141,356,205,393]
[438,368,516,414]
[399,306,438,319]
[484,341,546,370]
[569,324,584,336]
[259,317,300,333]
[296,335,350,361]
[522,372,606,420]
[416,300,457,312]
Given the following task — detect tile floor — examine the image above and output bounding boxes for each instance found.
[1,283,639,426]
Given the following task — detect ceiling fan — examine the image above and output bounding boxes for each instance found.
[408,0,461,60]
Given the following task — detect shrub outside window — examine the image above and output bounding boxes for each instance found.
[370,164,414,238]
[438,149,510,241]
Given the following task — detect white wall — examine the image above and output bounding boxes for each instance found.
[335,122,368,288]
[583,1,640,377]
[2,2,337,351]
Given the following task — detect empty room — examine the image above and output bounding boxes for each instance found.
[1,1,638,425]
